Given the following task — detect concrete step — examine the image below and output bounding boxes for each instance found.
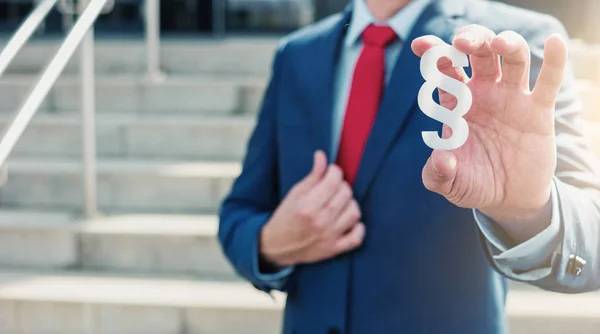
[0,159,239,214]
[0,111,598,164]
[2,210,568,283]
[0,38,279,76]
[0,75,266,115]
[0,271,598,334]
[0,210,237,278]
[0,74,597,120]
[1,38,598,81]
[0,210,76,269]
[0,114,255,161]
[78,214,235,278]
[0,272,284,334]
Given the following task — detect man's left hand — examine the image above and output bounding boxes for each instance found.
[411,24,568,243]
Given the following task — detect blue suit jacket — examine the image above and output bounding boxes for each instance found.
[219,0,600,333]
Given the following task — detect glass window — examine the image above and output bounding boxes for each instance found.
[94,0,144,36]
[0,0,316,37]
[0,1,64,36]
[159,0,214,34]
[226,0,314,33]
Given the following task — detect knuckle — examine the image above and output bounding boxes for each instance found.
[349,201,362,220]
[342,233,363,250]
[296,206,316,221]
[340,183,352,199]
[322,202,337,217]
[310,215,327,232]
[329,165,344,183]
[423,174,443,193]
[351,234,364,248]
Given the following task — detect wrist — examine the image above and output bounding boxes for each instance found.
[481,190,553,245]
[259,222,292,267]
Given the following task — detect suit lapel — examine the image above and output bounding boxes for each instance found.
[308,8,352,160]
[353,0,468,201]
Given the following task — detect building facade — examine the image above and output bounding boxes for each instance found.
[0,0,314,36]
[0,0,598,42]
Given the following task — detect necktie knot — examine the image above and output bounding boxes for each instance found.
[362,24,397,47]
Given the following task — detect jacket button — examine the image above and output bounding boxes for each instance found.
[328,328,341,334]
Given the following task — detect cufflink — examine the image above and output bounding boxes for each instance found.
[566,254,586,277]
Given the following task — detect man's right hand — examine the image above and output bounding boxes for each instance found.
[259,150,365,267]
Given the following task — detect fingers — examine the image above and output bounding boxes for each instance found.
[422,150,458,196]
[335,222,366,253]
[412,35,469,83]
[491,30,531,88]
[305,165,344,211]
[453,25,500,81]
[532,34,568,109]
[412,35,447,57]
[330,200,361,236]
[322,182,354,223]
[293,150,328,195]
[304,150,328,185]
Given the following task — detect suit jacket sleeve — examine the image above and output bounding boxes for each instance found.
[218,41,294,293]
[481,16,600,293]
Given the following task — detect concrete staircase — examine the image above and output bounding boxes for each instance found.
[0,38,598,334]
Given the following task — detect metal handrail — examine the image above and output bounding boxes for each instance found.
[0,0,162,216]
[0,0,110,217]
[0,0,58,78]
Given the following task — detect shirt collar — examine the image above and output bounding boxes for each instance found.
[345,0,433,47]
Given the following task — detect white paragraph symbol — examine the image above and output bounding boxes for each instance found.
[418,45,473,151]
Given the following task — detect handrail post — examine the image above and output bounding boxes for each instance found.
[145,0,164,81]
[212,0,226,37]
[79,0,98,218]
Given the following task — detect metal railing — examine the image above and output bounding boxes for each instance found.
[0,0,162,217]
[0,0,58,77]
[145,0,162,80]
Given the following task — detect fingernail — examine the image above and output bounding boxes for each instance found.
[455,31,476,44]
[498,34,522,52]
[499,34,516,46]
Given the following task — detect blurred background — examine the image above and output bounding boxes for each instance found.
[0,0,598,333]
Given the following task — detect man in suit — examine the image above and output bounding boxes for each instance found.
[218,0,600,333]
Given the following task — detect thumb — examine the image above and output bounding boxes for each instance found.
[422,150,457,196]
[301,150,328,187]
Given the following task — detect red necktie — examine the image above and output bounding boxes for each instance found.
[337,24,397,185]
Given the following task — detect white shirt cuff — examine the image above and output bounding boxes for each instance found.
[474,180,561,273]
